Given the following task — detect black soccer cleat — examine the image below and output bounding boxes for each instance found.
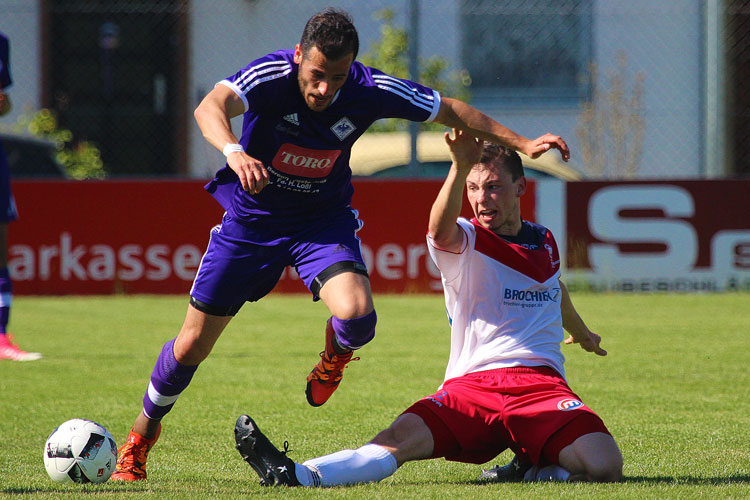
[234,414,300,487]
[478,455,532,482]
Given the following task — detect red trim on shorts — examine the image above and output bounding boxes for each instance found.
[402,401,460,459]
[541,412,611,465]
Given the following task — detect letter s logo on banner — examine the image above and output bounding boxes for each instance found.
[588,185,698,275]
[272,144,341,178]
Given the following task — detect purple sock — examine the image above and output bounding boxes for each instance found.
[331,310,377,350]
[0,267,12,334]
[142,338,198,420]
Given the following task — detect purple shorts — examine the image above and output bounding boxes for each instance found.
[190,209,367,313]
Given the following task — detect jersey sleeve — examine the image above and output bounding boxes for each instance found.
[217,51,292,113]
[369,68,441,123]
[427,218,474,284]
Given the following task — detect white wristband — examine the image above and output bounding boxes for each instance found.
[223,143,244,157]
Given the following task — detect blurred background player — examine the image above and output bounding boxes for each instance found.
[232,130,621,487]
[0,31,41,362]
[113,8,569,481]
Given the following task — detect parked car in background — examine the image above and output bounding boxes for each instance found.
[0,133,67,178]
[350,131,582,180]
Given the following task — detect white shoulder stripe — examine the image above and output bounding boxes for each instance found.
[375,81,435,108]
[375,84,435,113]
[236,60,291,93]
[373,74,435,108]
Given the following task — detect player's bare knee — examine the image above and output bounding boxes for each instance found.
[588,461,623,482]
[585,449,623,482]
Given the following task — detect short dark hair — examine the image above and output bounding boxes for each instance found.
[478,142,524,181]
[300,8,359,61]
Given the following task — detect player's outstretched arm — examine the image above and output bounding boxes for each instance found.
[194,85,269,194]
[428,129,481,252]
[434,97,570,162]
[560,280,607,356]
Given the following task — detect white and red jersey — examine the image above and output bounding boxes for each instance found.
[427,217,566,383]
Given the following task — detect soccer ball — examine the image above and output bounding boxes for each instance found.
[43,419,117,483]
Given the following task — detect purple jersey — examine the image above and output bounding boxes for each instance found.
[205,49,440,236]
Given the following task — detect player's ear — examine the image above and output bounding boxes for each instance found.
[516,176,527,197]
[294,44,303,64]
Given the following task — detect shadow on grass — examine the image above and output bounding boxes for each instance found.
[624,475,750,485]
[465,474,750,486]
[2,484,150,495]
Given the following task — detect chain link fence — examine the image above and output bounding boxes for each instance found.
[0,0,747,179]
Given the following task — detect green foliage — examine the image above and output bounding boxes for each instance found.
[360,8,471,132]
[15,108,106,179]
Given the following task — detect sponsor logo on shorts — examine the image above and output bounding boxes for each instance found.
[272,143,341,178]
[557,398,584,411]
[425,390,447,407]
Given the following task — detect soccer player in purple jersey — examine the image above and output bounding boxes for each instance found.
[0,31,41,362]
[113,8,570,481]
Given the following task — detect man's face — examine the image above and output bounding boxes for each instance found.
[466,162,526,234]
[294,44,353,112]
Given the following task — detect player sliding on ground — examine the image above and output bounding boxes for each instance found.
[113,8,571,481]
[233,130,622,486]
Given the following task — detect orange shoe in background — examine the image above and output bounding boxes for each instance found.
[0,334,42,361]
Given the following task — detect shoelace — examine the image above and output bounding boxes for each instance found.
[312,352,360,382]
[116,440,147,468]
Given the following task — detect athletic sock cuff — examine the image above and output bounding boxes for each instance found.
[357,444,397,474]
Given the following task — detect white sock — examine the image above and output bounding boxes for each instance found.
[523,464,571,482]
[300,443,398,487]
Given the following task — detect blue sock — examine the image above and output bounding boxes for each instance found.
[0,267,12,335]
[331,310,377,350]
[142,338,198,419]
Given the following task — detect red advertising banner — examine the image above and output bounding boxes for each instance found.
[566,180,750,292]
[10,179,537,295]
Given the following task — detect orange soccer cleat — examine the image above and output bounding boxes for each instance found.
[110,425,161,481]
[305,319,359,407]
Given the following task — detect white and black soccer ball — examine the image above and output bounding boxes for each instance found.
[43,419,117,484]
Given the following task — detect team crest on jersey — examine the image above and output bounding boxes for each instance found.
[330,117,356,140]
[544,243,560,267]
[557,398,584,411]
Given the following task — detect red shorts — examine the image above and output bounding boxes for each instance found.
[403,366,610,465]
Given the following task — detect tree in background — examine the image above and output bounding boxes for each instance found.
[360,8,471,132]
[3,108,105,179]
[576,52,645,178]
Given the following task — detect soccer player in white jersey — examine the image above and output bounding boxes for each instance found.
[113,8,571,481]
[233,129,622,486]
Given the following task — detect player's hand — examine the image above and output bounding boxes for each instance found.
[564,331,607,356]
[444,128,482,171]
[524,133,570,162]
[226,151,270,194]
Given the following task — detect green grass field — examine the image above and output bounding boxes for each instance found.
[1,292,748,499]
